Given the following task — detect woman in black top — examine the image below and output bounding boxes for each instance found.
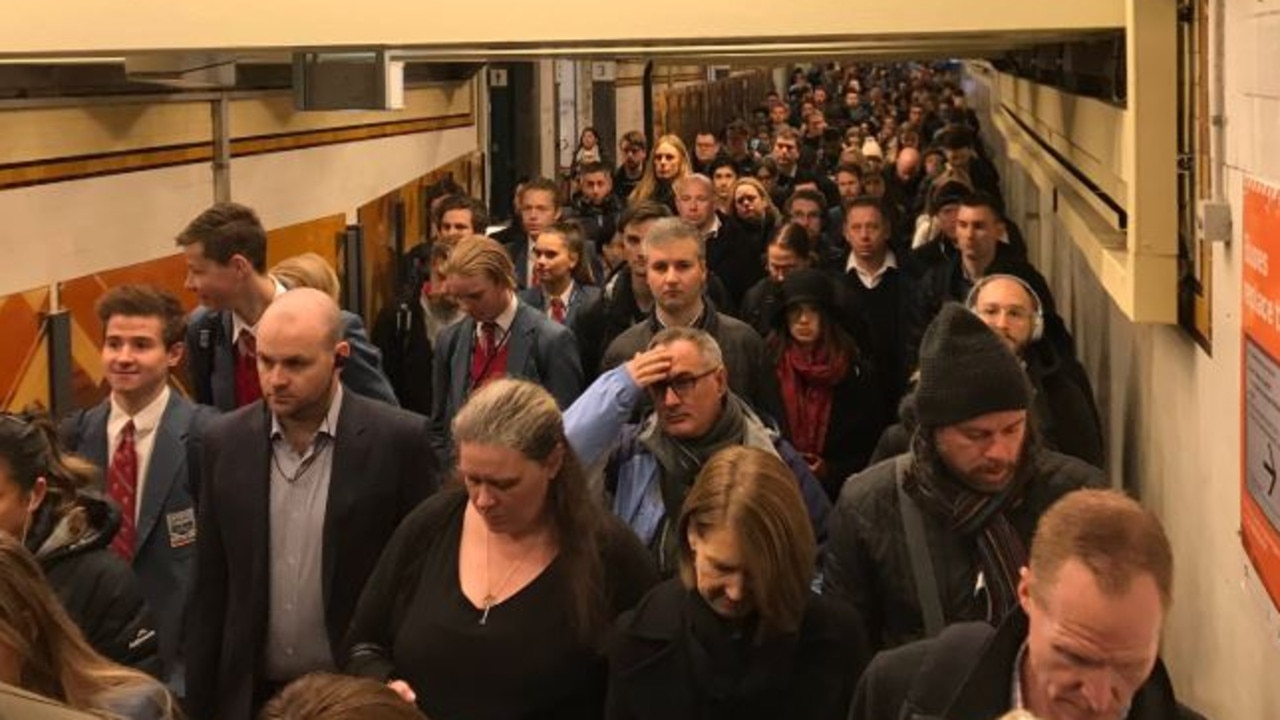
[344,379,657,720]
[606,446,871,720]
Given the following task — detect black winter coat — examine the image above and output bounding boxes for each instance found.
[28,493,161,674]
[1025,338,1105,467]
[822,449,1105,652]
[850,613,1204,720]
[606,578,870,720]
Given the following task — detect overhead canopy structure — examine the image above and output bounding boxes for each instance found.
[4,0,1123,60]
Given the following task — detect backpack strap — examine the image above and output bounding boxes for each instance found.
[896,455,946,639]
[188,311,221,405]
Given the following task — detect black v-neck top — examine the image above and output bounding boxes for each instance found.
[346,490,657,720]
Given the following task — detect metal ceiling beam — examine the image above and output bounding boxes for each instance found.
[5,0,1124,57]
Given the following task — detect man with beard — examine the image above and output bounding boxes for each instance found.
[187,289,439,720]
[568,161,621,257]
[614,131,648,203]
[823,303,1103,652]
[967,274,1103,467]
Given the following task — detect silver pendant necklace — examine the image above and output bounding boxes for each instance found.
[479,530,537,626]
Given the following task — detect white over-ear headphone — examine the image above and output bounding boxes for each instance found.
[966,273,1044,342]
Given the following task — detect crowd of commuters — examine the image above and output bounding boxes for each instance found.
[0,60,1202,720]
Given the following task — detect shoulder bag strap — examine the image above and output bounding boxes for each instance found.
[895,454,946,639]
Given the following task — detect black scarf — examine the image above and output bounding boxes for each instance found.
[640,392,747,501]
[903,434,1036,622]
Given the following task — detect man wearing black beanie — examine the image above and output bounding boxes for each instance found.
[822,303,1104,652]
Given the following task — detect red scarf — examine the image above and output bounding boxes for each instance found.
[776,343,848,457]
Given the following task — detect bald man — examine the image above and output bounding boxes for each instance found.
[187,288,440,720]
[968,275,1104,467]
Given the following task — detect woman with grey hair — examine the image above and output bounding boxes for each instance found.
[343,379,657,720]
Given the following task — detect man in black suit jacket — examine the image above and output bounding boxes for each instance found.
[850,490,1201,720]
[177,202,398,411]
[186,289,438,720]
[60,285,215,693]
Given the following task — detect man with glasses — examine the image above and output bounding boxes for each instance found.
[565,327,829,574]
[600,218,783,426]
[967,274,1103,467]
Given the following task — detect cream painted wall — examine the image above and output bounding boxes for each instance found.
[0,163,213,293]
[0,127,477,296]
[231,125,477,229]
[973,2,1280,716]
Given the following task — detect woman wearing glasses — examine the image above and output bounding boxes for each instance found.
[0,412,160,675]
[0,534,175,719]
[344,379,657,720]
[605,446,870,720]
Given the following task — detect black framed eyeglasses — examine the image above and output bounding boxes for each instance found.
[647,366,720,402]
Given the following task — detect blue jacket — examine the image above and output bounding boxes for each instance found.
[565,367,831,559]
[61,390,215,692]
[186,306,399,411]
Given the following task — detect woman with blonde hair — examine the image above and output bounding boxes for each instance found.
[0,533,174,719]
[606,446,870,720]
[628,134,690,212]
[344,379,656,720]
[271,252,342,302]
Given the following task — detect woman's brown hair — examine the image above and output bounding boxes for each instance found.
[0,533,173,716]
[676,446,816,642]
[259,673,427,720]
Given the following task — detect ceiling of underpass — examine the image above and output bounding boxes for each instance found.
[0,0,1125,97]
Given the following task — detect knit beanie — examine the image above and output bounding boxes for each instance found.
[915,303,1032,427]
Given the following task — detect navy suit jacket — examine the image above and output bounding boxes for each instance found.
[519,284,606,384]
[60,390,214,690]
[186,392,439,720]
[186,306,399,411]
[428,300,584,461]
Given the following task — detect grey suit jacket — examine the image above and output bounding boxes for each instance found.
[186,306,399,411]
[61,390,214,691]
[186,392,438,720]
[428,301,584,462]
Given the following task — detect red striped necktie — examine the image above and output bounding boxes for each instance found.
[108,420,137,561]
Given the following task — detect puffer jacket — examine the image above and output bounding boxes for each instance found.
[27,492,161,674]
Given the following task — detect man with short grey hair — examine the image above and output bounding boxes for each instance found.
[567,327,827,574]
[601,218,783,428]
